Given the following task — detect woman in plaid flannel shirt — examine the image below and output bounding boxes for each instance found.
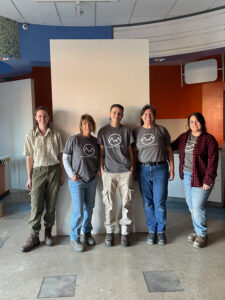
[172,112,218,248]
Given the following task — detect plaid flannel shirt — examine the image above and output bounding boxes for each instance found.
[171,130,218,187]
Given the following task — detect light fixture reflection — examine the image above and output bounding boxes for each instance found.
[75,1,85,16]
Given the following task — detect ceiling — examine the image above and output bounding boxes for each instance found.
[1,0,225,27]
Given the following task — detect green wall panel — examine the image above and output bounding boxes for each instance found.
[0,16,19,58]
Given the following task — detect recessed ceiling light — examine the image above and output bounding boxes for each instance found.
[153,58,165,62]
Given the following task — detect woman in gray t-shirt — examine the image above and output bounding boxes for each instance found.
[63,114,99,252]
[133,105,174,245]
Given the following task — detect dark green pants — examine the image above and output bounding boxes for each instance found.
[29,164,60,236]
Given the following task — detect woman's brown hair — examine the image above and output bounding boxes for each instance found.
[79,114,96,133]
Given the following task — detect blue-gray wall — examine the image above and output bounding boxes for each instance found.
[18,24,112,65]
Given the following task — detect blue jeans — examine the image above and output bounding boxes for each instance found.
[183,171,212,237]
[68,177,97,242]
[137,163,169,233]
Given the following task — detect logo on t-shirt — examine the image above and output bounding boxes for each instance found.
[108,134,122,146]
[141,134,155,145]
[185,142,195,152]
[83,144,95,156]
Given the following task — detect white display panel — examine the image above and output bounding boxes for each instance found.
[184,59,217,84]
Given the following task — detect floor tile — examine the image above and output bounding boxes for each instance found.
[37,275,77,298]
[143,270,184,293]
[0,236,9,248]
[55,235,70,245]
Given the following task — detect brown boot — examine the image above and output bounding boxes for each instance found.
[20,235,40,252]
[193,235,208,248]
[187,231,197,243]
[45,228,54,247]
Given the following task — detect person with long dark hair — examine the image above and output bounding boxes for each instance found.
[172,112,218,248]
[21,106,64,252]
[133,104,174,245]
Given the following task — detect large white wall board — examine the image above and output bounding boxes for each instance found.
[50,39,150,234]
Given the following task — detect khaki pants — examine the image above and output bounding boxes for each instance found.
[29,164,60,236]
[102,171,133,235]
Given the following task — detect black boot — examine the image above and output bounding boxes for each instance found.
[105,233,114,247]
[45,228,54,247]
[20,235,40,252]
[121,234,130,247]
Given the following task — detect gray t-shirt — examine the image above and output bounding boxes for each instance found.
[183,133,198,172]
[63,134,99,182]
[97,124,134,173]
[133,125,171,163]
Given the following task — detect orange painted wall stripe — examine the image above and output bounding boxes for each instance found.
[150,65,202,119]
[150,65,224,147]
[202,82,224,147]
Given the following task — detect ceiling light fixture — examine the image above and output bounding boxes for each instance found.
[35,0,119,17]
[75,1,85,16]
[153,58,166,62]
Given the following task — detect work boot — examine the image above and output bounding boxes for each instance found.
[187,231,197,243]
[193,235,208,248]
[157,232,167,245]
[121,234,130,247]
[45,228,54,247]
[146,232,157,245]
[70,240,84,252]
[20,235,40,252]
[84,232,96,246]
[105,233,114,247]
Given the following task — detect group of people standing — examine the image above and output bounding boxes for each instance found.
[21,104,218,253]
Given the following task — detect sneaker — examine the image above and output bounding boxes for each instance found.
[105,233,114,247]
[45,228,54,247]
[70,240,84,252]
[121,234,130,247]
[84,233,96,246]
[157,232,167,245]
[20,235,40,252]
[187,231,197,243]
[147,232,157,245]
[193,235,208,248]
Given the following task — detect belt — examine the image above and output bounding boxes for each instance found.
[140,161,167,166]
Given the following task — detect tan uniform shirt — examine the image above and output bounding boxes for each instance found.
[24,127,64,168]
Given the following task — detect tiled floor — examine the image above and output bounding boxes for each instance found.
[143,270,184,293]
[38,275,77,298]
[0,236,9,248]
[0,190,225,300]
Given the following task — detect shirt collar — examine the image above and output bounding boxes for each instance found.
[35,127,51,137]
